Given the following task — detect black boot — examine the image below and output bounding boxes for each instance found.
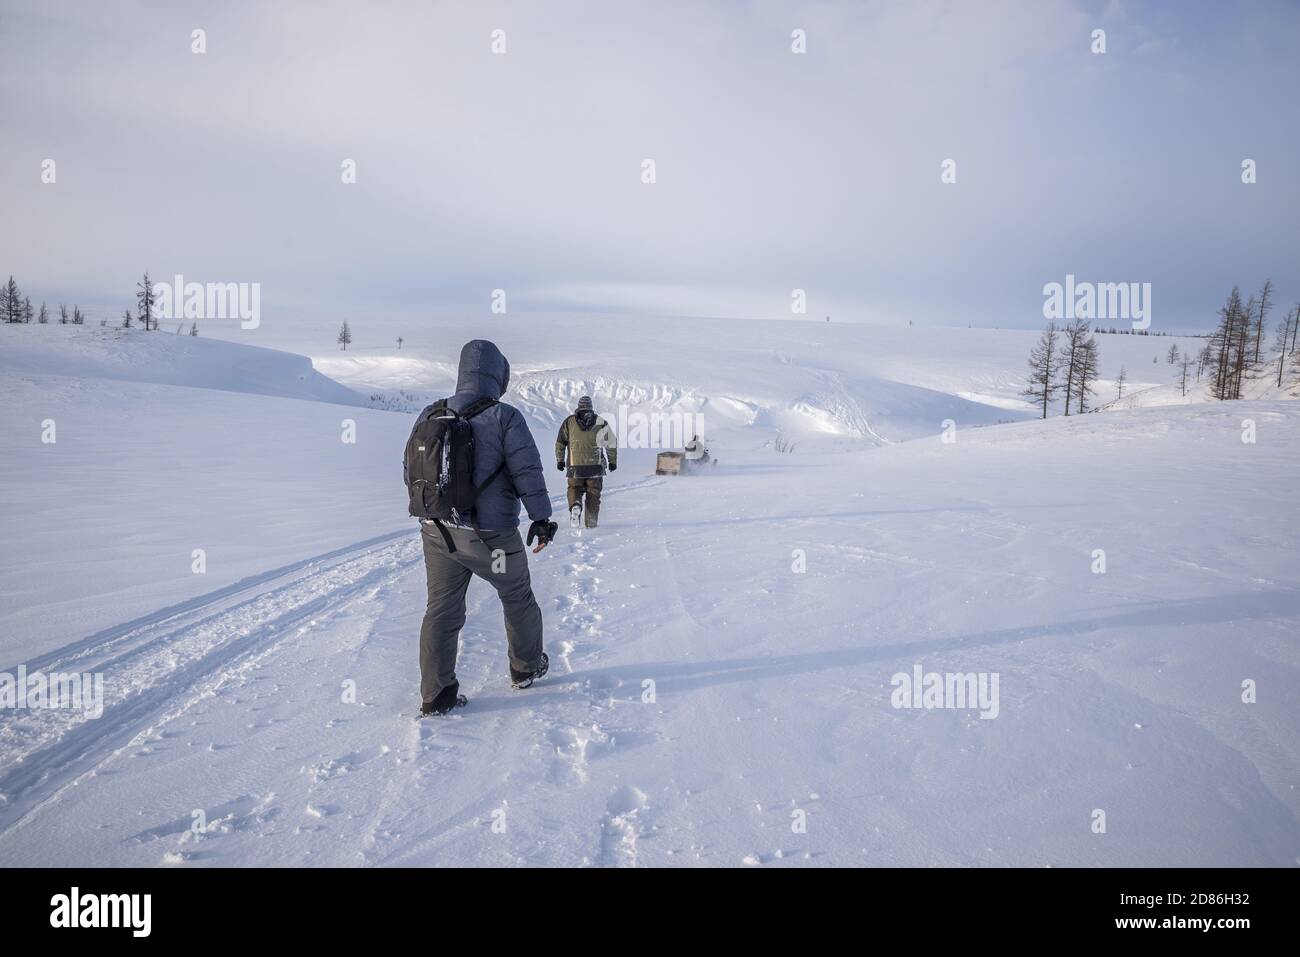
[421,682,467,716]
[510,651,549,690]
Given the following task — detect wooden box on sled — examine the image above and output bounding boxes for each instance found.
[655,451,684,475]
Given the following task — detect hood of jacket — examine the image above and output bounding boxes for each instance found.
[455,339,510,400]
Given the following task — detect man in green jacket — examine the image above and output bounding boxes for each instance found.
[556,395,617,528]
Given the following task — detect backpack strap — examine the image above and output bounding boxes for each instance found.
[460,396,498,420]
[429,518,457,554]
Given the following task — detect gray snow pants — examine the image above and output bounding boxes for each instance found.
[419,521,545,703]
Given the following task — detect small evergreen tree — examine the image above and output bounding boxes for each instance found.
[136,272,157,331]
[1253,279,1273,364]
[1277,305,1300,388]
[1178,355,1193,396]
[1023,323,1061,419]
[37,301,48,324]
[337,321,353,351]
[1057,319,1091,416]
[1073,338,1100,412]
[1,276,21,323]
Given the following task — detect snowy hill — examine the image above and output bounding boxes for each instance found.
[1,324,365,406]
[305,315,1218,448]
[1,319,1297,867]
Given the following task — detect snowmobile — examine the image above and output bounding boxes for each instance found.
[656,435,717,474]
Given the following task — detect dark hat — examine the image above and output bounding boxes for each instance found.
[576,395,594,412]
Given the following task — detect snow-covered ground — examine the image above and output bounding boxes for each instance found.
[1,320,1296,866]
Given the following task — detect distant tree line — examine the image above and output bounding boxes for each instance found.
[1025,279,1299,413]
[0,271,195,334]
[3,270,391,349]
[1,275,55,325]
[1093,327,1199,337]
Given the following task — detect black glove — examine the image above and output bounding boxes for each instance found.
[556,462,565,471]
[526,520,558,548]
[608,462,617,472]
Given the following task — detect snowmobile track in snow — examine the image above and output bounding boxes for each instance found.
[0,529,421,837]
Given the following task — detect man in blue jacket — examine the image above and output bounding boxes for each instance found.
[409,340,556,716]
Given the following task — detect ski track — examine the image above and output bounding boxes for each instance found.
[0,533,421,839]
[6,529,413,677]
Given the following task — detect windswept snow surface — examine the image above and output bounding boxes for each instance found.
[2,325,365,406]
[0,331,405,667]
[1,322,1297,867]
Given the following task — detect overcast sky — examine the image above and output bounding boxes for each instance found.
[2,0,1297,331]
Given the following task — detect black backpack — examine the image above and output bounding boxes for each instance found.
[404,397,505,529]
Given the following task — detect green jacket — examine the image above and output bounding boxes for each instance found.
[556,412,617,477]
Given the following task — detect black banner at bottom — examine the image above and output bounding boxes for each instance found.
[0,866,1286,942]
